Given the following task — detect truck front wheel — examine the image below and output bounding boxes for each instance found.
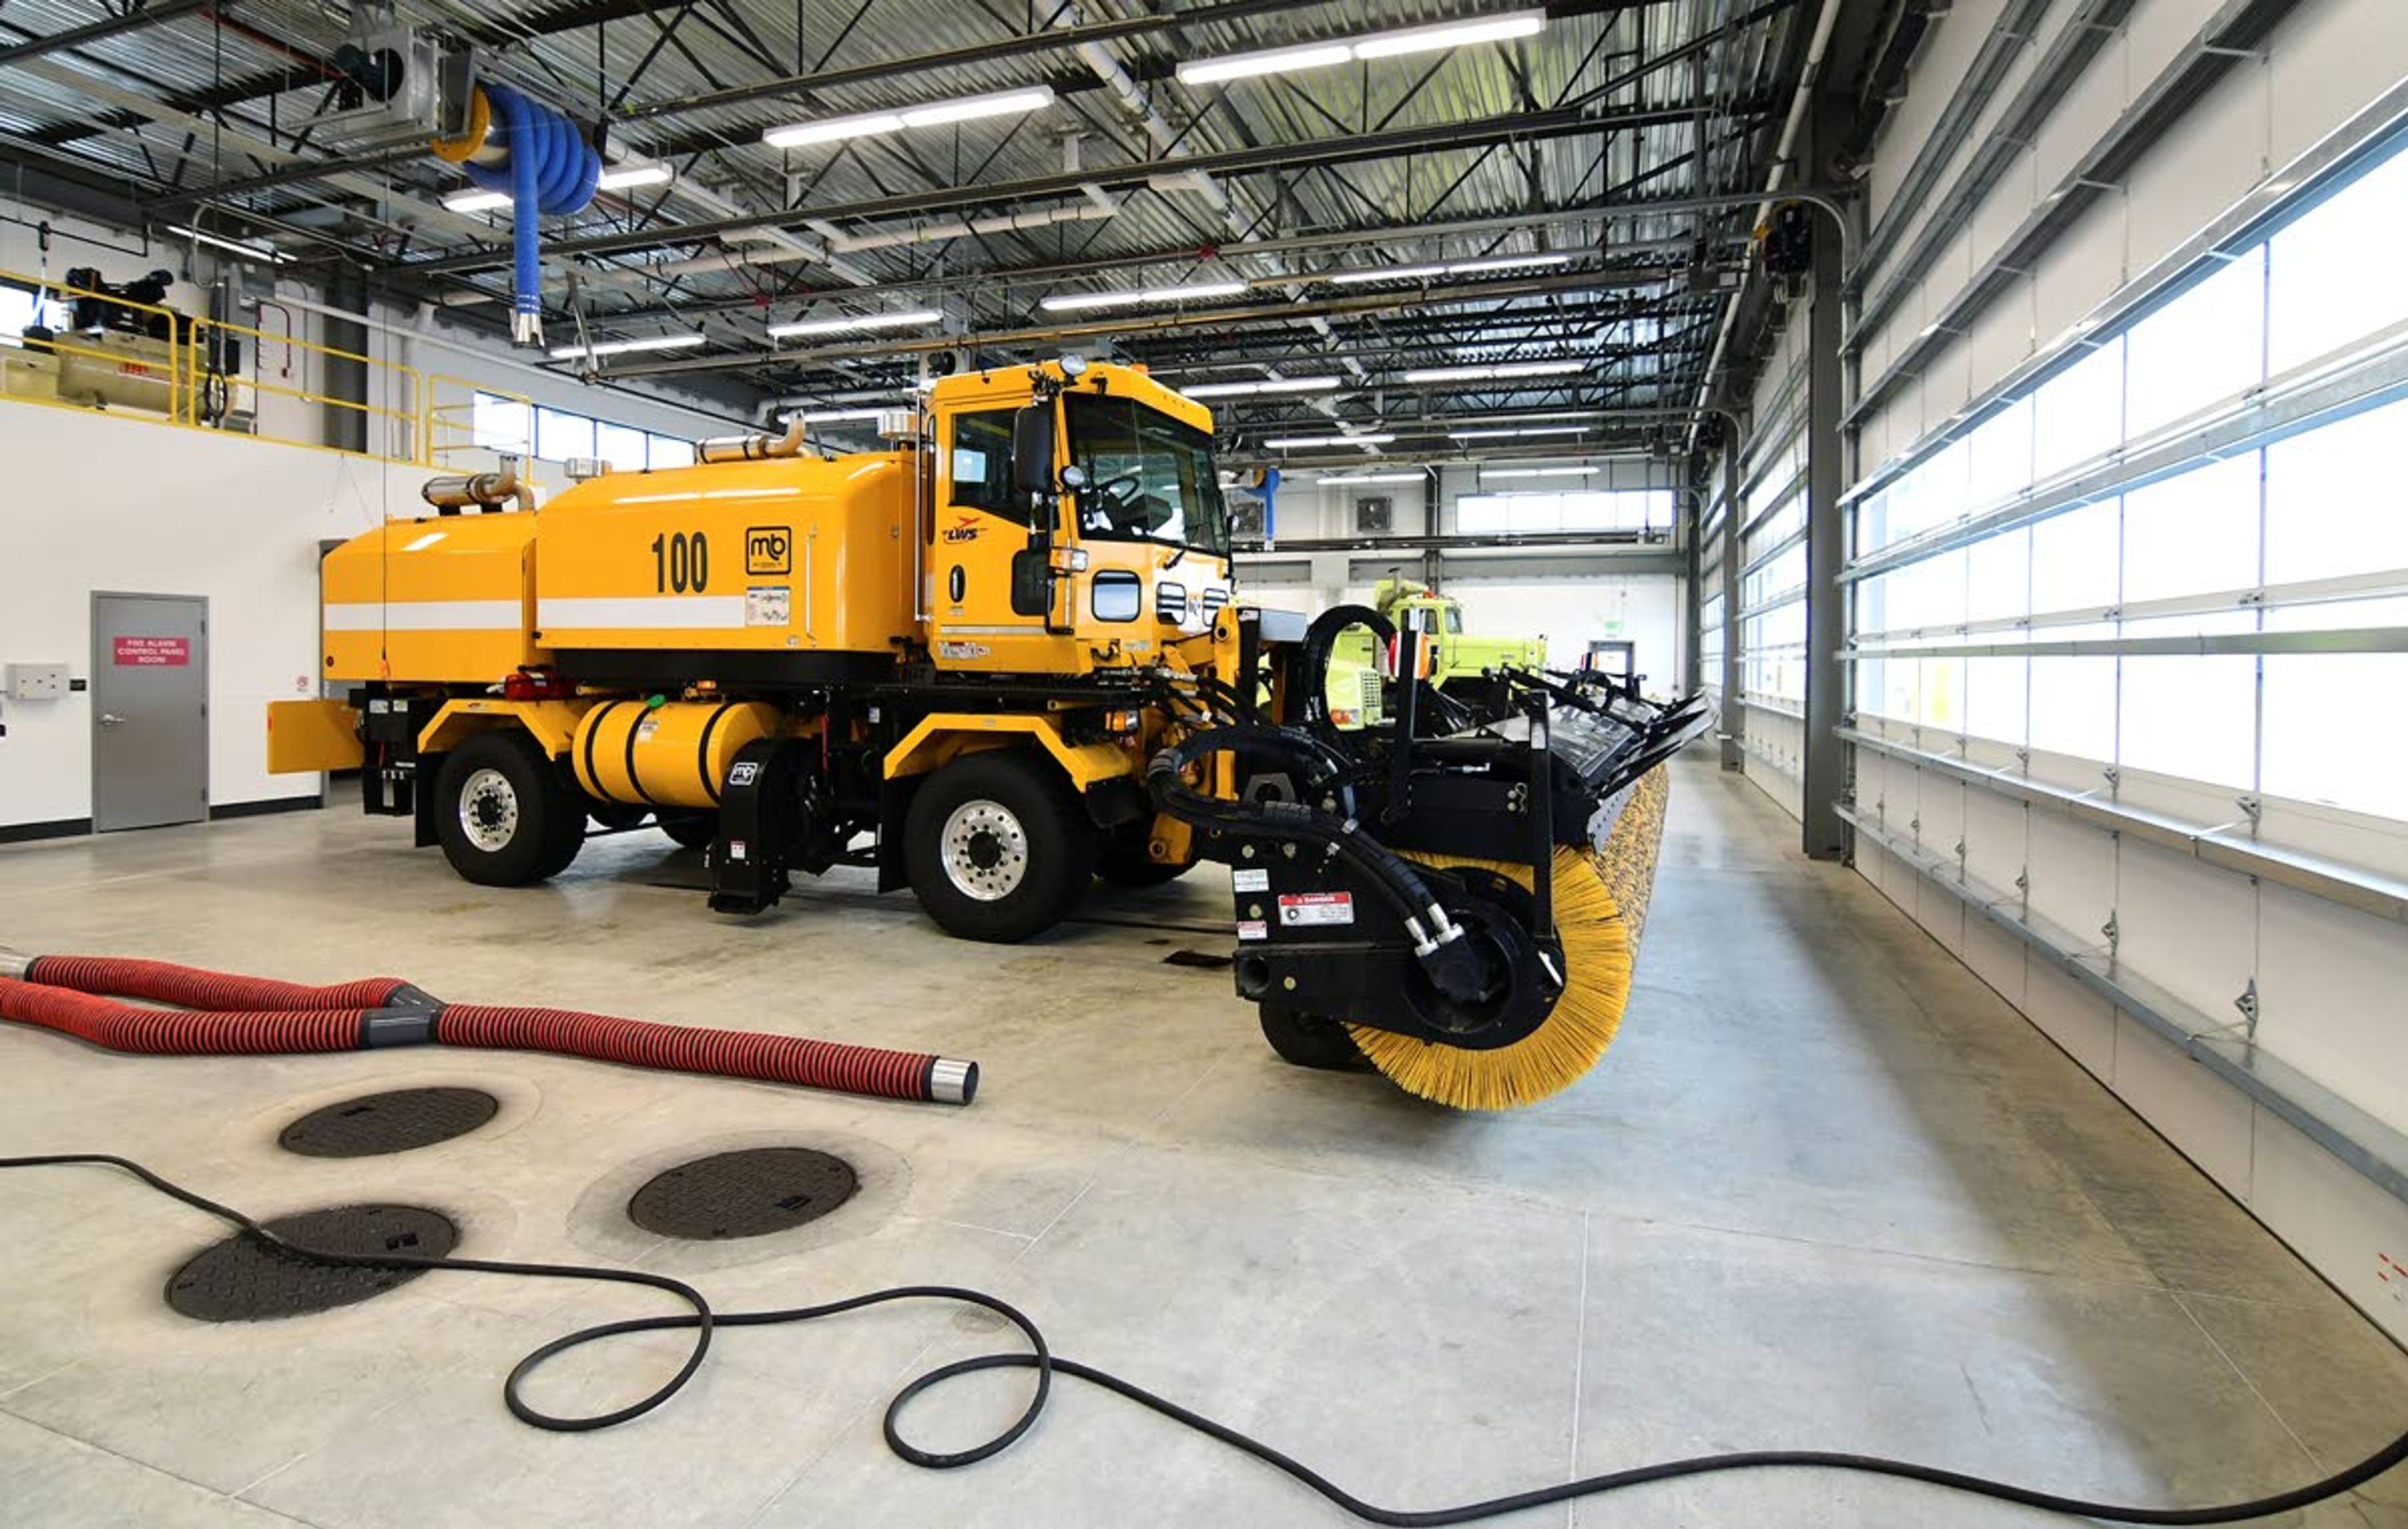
[435,731,584,886]
[904,751,1096,942]
[1097,824,1193,887]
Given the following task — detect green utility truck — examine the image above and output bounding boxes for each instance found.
[1324,579,1549,727]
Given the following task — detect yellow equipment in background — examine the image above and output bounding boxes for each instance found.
[280,356,1709,1109]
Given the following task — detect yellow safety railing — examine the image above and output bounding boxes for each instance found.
[0,266,427,466]
[421,371,550,495]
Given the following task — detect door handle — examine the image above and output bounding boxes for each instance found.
[98,713,127,727]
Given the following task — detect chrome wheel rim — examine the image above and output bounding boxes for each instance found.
[459,768,520,853]
[939,799,1028,901]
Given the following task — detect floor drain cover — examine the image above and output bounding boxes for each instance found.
[278,1087,500,1158]
[166,1205,457,1322]
[628,1148,858,1241]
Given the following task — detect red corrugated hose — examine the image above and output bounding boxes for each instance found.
[0,953,975,1105]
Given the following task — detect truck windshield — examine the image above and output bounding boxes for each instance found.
[1064,393,1228,557]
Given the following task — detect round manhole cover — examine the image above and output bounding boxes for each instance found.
[278,1087,500,1158]
[166,1205,458,1322]
[627,1148,859,1241]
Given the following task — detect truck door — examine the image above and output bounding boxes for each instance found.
[927,403,1070,671]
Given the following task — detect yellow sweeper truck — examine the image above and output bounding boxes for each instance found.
[270,357,1708,1107]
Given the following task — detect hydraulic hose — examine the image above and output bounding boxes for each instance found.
[1296,603,1394,751]
[1147,729,1491,1003]
[6,1153,2404,1526]
[0,956,976,1106]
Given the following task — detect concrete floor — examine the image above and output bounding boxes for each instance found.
[2,749,2404,1528]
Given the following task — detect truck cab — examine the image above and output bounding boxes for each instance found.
[927,357,1234,675]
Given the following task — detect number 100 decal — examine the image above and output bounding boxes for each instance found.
[651,531,710,593]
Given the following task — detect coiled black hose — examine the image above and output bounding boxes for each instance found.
[3,1153,2402,1526]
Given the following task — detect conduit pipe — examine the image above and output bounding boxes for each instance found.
[1684,0,1846,453]
[0,953,978,1105]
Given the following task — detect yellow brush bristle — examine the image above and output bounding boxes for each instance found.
[1347,766,1672,1111]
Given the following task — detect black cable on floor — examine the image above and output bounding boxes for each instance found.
[5,1153,2402,1525]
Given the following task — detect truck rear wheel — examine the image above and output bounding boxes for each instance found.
[905,751,1096,943]
[660,812,717,851]
[435,732,584,887]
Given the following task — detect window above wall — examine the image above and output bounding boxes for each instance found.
[1457,489,1672,535]
[475,389,694,470]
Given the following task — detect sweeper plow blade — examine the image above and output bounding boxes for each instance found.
[1347,766,1672,1110]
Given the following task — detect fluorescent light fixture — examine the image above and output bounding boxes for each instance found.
[765,87,1054,149]
[1445,253,1571,275]
[1263,433,1396,449]
[1180,375,1343,399]
[1353,11,1546,58]
[1178,43,1354,85]
[1041,280,1246,312]
[764,111,906,149]
[784,408,889,424]
[1449,425,1588,440]
[1330,253,1573,283]
[1178,11,1543,85]
[1319,471,1425,484]
[441,189,512,214]
[900,87,1056,128]
[1402,361,1585,383]
[596,162,674,191]
[1329,263,1446,285]
[548,332,707,361]
[166,223,292,264]
[1483,466,1597,479]
[768,308,944,338]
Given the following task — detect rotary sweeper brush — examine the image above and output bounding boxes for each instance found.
[265,356,1705,1109]
[1150,605,1708,1109]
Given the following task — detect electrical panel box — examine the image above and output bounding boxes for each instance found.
[6,664,68,701]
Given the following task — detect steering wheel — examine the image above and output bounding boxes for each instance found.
[1091,470,1145,509]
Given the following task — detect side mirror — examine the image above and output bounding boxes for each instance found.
[1011,404,1056,497]
[1009,547,1053,616]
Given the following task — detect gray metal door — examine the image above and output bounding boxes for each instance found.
[90,593,209,832]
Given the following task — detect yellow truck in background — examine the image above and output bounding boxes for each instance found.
[1326,578,1548,726]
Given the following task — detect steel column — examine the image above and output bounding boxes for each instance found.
[1718,433,1743,770]
[1800,125,1850,859]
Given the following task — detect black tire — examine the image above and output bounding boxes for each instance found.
[1258,1005,1373,1072]
[904,751,1096,942]
[1097,824,1193,888]
[660,812,717,851]
[586,801,652,832]
[435,732,584,887]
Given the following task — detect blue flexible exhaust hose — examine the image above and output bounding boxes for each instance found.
[460,82,600,346]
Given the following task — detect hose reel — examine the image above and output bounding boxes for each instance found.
[431,82,602,344]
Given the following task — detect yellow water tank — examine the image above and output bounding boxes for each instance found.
[571,699,781,810]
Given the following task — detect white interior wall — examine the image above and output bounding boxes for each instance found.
[1820,0,2408,1342]
[1859,0,2408,421]
[0,403,421,830]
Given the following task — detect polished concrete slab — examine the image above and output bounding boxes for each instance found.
[1,751,2403,1528]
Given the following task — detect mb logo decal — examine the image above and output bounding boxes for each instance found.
[746,526,792,575]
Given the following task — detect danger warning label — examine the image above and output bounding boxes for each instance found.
[1277,891,1354,928]
[112,636,189,667]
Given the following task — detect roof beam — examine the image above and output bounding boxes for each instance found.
[405,102,1766,277]
[0,0,208,68]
